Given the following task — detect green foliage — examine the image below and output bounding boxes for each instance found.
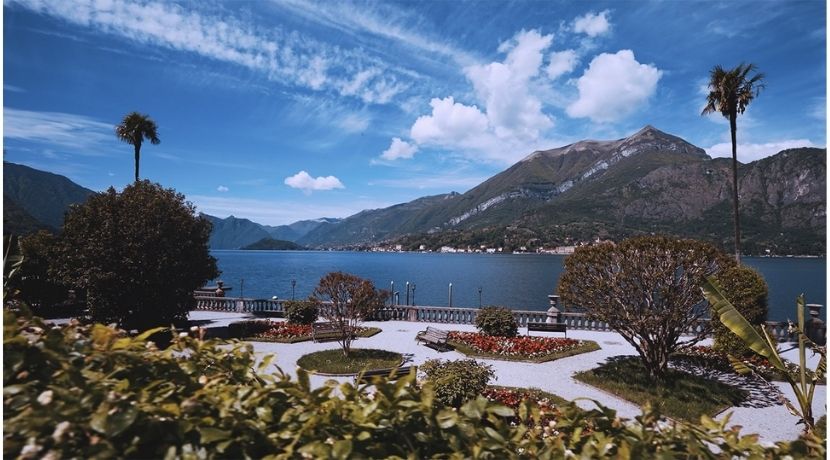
[3,235,24,300]
[711,266,769,356]
[15,231,75,316]
[115,112,160,182]
[284,300,318,325]
[475,306,519,337]
[297,349,402,374]
[420,359,495,408]
[703,278,827,435]
[559,236,734,381]
[227,320,274,338]
[3,309,825,459]
[52,181,218,330]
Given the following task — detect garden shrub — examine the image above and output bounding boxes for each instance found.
[475,306,518,337]
[285,300,318,325]
[227,319,273,338]
[711,266,769,356]
[4,309,825,459]
[420,358,495,408]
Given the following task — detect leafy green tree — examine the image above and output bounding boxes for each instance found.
[711,266,768,356]
[701,63,765,263]
[52,181,218,330]
[312,272,388,357]
[558,236,734,382]
[115,112,160,182]
[17,231,70,313]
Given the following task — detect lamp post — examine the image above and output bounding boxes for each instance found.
[411,284,416,306]
[478,286,482,308]
[291,279,296,300]
[405,281,410,305]
[448,283,453,308]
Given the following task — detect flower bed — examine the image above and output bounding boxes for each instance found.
[447,332,599,362]
[228,320,381,343]
[482,387,575,433]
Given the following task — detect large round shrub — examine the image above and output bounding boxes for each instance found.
[53,181,218,330]
[285,300,319,325]
[475,306,518,337]
[711,266,769,356]
[420,359,495,408]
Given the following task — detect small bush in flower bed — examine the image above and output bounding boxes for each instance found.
[448,331,600,362]
[285,300,318,325]
[475,306,519,337]
[420,359,495,408]
[671,345,798,382]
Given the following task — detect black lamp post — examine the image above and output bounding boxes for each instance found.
[291,279,296,300]
[478,286,482,308]
[411,284,416,306]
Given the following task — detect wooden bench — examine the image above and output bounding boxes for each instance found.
[354,366,416,384]
[527,322,567,337]
[415,326,451,351]
[312,322,348,342]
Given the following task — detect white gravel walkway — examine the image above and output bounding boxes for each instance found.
[189,310,826,444]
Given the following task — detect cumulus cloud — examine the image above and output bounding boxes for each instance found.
[566,50,662,123]
[284,170,345,194]
[217,185,229,192]
[706,139,819,163]
[410,96,489,146]
[572,10,611,37]
[380,137,418,161]
[546,49,579,80]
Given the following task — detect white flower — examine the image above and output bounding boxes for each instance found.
[179,332,189,338]
[52,421,71,442]
[37,390,53,405]
[198,375,208,385]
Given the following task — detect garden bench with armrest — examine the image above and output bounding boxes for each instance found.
[527,322,568,337]
[415,326,451,352]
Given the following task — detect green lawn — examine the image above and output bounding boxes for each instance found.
[448,339,600,363]
[297,348,403,375]
[574,356,748,421]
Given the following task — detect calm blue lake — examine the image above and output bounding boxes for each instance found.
[211,250,826,322]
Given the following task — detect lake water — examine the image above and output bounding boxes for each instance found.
[211,250,826,322]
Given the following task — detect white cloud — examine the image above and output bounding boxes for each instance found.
[284,170,345,194]
[4,107,115,154]
[706,139,819,162]
[217,185,229,192]
[410,96,489,146]
[546,50,578,80]
[380,137,418,161]
[573,10,611,37]
[8,0,408,105]
[566,50,662,123]
[4,84,25,92]
[337,113,371,133]
[270,0,476,66]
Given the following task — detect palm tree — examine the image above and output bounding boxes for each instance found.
[115,112,160,182]
[701,63,764,264]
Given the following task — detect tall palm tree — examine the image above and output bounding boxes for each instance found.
[701,63,764,264]
[115,112,160,182]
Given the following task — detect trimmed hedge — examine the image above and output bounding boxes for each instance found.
[711,266,769,356]
[4,310,825,459]
[475,306,518,337]
[420,359,495,408]
[226,319,273,338]
[284,300,318,325]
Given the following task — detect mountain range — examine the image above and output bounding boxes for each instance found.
[3,125,826,255]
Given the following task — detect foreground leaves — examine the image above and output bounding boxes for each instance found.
[3,310,824,459]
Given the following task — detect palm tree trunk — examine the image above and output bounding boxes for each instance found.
[729,113,741,264]
[134,144,140,182]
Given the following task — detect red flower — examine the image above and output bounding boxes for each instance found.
[449,332,582,358]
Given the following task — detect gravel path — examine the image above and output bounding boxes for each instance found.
[189,310,826,444]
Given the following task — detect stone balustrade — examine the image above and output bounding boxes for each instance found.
[193,297,821,343]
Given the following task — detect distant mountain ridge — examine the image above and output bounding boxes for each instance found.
[201,214,342,249]
[3,162,95,233]
[297,126,825,255]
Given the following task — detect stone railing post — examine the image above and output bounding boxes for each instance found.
[547,294,561,324]
[806,304,826,345]
[408,306,419,322]
[236,298,245,313]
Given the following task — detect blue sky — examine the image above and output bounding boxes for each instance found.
[3,0,826,225]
